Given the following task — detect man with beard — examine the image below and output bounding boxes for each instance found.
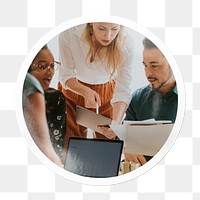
[124,37,178,165]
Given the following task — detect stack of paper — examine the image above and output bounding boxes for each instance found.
[110,119,173,156]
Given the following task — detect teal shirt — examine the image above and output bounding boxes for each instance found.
[23,73,44,106]
[125,84,178,123]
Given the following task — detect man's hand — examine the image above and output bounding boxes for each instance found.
[125,153,147,165]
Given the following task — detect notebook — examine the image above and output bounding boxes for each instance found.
[76,105,112,134]
[64,137,124,178]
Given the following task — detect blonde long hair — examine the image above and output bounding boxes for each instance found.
[82,23,125,78]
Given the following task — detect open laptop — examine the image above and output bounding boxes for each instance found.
[64,137,124,178]
[76,105,112,134]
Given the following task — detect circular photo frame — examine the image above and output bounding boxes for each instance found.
[16,16,185,186]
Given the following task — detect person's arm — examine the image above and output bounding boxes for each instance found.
[24,92,63,167]
[112,101,127,124]
[59,29,101,109]
[65,78,101,108]
[125,152,147,165]
[111,31,135,123]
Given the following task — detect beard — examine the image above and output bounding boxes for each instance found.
[157,68,174,90]
[148,65,174,90]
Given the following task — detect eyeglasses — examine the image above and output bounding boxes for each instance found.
[32,61,61,71]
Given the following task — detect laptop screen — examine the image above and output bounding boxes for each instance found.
[64,137,123,178]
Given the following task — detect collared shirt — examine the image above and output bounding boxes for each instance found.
[125,84,178,123]
[59,24,134,105]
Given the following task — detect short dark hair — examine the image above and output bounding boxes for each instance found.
[33,44,50,61]
[40,44,49,51]
[142,37,158,49]
[28,44,50,72]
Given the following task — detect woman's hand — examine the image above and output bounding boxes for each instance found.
[82,87,101,108]
[66,78,101,108]
[98,126,116,139]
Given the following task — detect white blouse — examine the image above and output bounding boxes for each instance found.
[59,24,134,105]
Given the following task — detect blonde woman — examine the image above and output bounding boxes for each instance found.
[59,22,134,147]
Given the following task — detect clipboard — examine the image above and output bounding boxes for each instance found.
[76,105,112,134]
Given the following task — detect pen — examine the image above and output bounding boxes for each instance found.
[96,102,99,114]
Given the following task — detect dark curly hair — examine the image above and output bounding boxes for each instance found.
[28,44,50,72]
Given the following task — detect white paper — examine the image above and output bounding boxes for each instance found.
[110,120,155,141]
[125,124,174,156]
[110,124,128,142]
[123,119,172,125]
[110,119,172,145]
